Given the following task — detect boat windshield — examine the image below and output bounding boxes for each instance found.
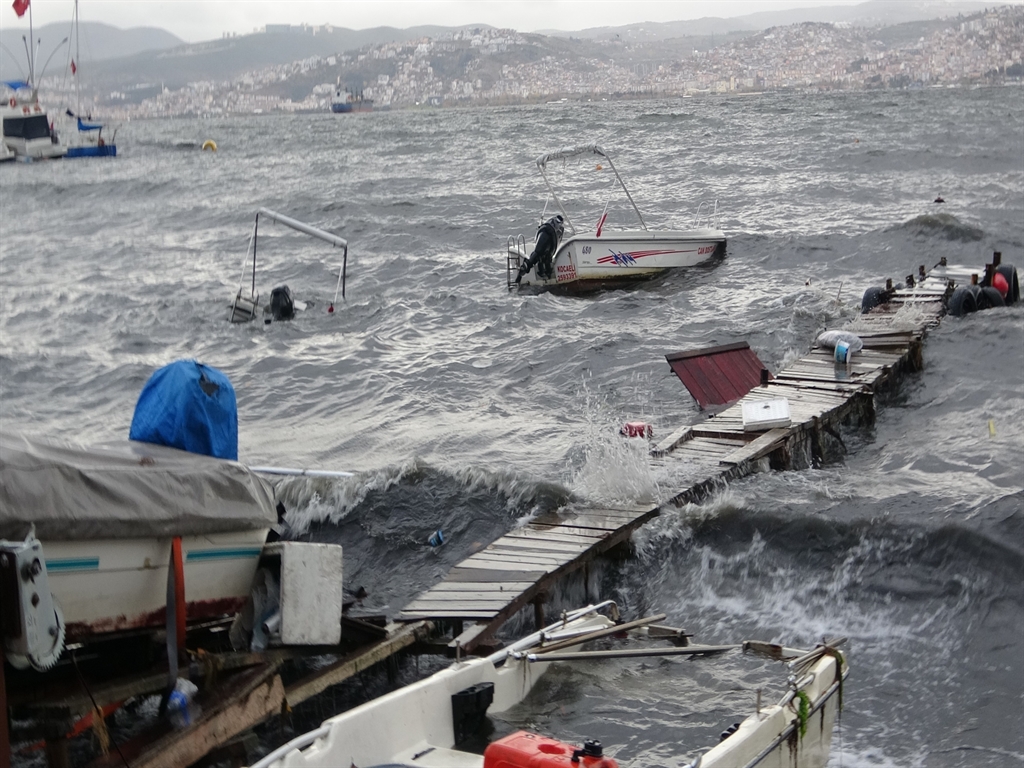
[3,115,50,140]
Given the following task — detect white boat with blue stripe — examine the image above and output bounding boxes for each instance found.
[507,145,726,293]
[0,432,276,652]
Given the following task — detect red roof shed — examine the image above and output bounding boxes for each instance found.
[665,341,770,410]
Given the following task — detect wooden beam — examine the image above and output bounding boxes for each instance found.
[284,621,431,706]
[121,666,285,768]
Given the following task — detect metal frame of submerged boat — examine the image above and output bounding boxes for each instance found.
[250,602,847,768]
[507,145,726,292]
[229,208,349,323]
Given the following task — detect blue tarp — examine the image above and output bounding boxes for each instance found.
[2,80,30,91]
[129,360,238,460]
[77,117,102,131]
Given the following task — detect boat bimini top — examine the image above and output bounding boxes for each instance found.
[229,208,349,323]
[535,144,648,236]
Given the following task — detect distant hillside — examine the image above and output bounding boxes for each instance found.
[0,0,997,95]
[541,0,991,41]
[82,24,490,91]
[0,21,181,78]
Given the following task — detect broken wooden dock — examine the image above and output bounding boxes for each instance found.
[396,254,1016,652]
[7,255,1015,768]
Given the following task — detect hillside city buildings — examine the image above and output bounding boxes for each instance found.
[47,4,1024,119]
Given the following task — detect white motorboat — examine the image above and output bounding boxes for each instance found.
[1,85,67,160]
[250,602,848,768]
[0,431,277,668]
[507,145,726,292]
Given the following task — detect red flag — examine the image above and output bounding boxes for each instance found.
[70,59,77,75]
[596,204,609,238]
[12,0,29,17]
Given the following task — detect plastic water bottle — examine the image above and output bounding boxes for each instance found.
[167,678,201,729]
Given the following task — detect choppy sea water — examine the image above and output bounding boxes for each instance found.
[1,86,1022,767]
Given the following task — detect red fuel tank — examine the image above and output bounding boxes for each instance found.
[484,731,618,768]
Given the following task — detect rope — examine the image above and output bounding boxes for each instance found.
[71,650,131,767]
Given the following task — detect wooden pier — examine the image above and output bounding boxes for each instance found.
[396,254,1014,652]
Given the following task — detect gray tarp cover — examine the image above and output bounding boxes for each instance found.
[0,432,277,541]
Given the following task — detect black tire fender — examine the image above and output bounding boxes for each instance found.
[861,286,886,314]
[979,286,1005,310]
[947,285,977,316]
[994,264,1020,305]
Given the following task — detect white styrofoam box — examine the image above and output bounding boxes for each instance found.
[742,398,792,431]
[280,542,344,645]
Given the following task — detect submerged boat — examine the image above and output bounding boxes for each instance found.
[228,208,349,323]
[507,145,725,293]
[250,602,848,768]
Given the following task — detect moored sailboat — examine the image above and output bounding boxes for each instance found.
[59,0,117,157]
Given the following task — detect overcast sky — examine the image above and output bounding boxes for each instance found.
[5,0,868,43]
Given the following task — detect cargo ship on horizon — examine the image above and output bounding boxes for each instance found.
[331,85,373,113]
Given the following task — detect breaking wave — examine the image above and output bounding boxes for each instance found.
[889,212,985,241]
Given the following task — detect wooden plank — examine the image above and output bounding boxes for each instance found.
[411,587,520,603]
[653,424,693,455]
[486,538,591,555]
[413,581,535,594]
[463,551,569,568]
[504,527,606,544]
[532,507,647,524]
[400,599,509,612]
[528,524,622,540]
[285,621,430,705]
[128,666,285,768]
[449,623,490,650]
[454,557,556,571]
[399,608,498,620]
[720,428,790,466]
[505,528,606,548]
[446,567,548,582]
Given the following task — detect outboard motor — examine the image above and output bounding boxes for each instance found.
[516,215,564,283]
[270,285,295,321]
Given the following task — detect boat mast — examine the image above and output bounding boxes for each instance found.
[73,0,81,116]
[28,0,35,87]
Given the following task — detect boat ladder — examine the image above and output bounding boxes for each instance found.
[506,234,527,289]
[692,200,720,230]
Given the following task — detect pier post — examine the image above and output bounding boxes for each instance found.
[0,647,9,768]
[42,712,71,768]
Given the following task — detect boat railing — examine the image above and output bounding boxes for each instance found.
[692,200,721,230]
[506,234,527,290]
